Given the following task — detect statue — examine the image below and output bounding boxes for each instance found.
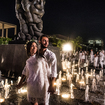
[15,0,45,41]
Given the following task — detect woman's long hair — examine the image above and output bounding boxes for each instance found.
[26,41,38,57]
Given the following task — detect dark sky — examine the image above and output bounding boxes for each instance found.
[0,0,105,42]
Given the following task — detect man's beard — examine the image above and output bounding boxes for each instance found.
[41,43,48,48]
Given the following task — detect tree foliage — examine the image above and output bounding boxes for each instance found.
[71,36,83,50]
[49,35,62,48]
[49,35,83,51]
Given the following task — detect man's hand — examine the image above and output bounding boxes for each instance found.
[16,82,26,90]
[16,84,22,90]
[48,77,56,94]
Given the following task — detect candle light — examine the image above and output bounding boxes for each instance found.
[91,78,97,92]
[61,93,70,98]
[93,69,95,77]
[62,78,66,81]
[81,69,84,77]
[70,83,74,99]
[4,79,10,99]
[0,98,4,103]
[85,85,89,102]
[18,88,27,93]
[74,72,77,75]
[62,73,66,82]
[1,80,4,87]
[79,76,85,89]
[18,76,21,83]
[20,89,27,93]
[0,93,4,103]
[86,67,88,73]
[56,79,61,95]
[85,73,90,84]
[54,82,56,86]
[11,80,13,85]
[76,74,79,82]
[79,68,80,74]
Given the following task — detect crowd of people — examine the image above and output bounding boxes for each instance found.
[60,49,105,69]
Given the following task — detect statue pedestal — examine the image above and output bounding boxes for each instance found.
[9,40,26,44]
[0,44,62,78]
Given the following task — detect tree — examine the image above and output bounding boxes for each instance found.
[49,35,62,48]
[71,36,83,51]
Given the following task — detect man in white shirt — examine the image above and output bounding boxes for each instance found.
[79,49,82,62]
[100,50,104,69]
[39,34,57,94]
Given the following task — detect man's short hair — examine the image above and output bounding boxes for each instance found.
[39,34,49,41]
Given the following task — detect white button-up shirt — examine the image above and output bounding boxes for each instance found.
[43,49,57,78]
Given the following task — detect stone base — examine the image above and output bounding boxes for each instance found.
[9,40,26,44]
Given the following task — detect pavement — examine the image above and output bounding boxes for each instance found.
[0,62,103,105]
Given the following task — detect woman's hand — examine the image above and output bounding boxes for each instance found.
[48,85,55,94]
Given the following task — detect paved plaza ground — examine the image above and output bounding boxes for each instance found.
[0,62,104,105]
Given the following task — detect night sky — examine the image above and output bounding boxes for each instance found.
[0,0,105,42]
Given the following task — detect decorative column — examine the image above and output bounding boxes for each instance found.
[6,29,8,38]
[2,23,4,37]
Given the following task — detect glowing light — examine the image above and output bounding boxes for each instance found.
[74,72,77,75]
[21,89,27,93]
[61,94,70,98]
[0,98,4,103]
[18,76,21,83]
[1,56,4,64]
[85,73,91,77]
[79,81,85,84]
[18,88,27,93]
[4,84,10,89]
[54,82,56,85]
[62,78,66,81]
[62,43,72,52]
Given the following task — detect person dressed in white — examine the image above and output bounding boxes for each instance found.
[96,51,100,68]
[16,41,51,105]
[94,54,98,68]
[68,51,72,61]
[100,50,104,69]
[81,51,85,63]
[85,51,88,63]
[90,49,94,63]
[79,49,82,62]
[39,35,57,95]
[61,51,65,61]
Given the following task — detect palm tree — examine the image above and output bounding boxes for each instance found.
[71,36,83,51]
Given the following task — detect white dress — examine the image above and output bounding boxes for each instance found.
[100,52,104,68]
[22,55,50,105]
[94,56,98,67]
[79,52,82,61]
[90,51,94,63]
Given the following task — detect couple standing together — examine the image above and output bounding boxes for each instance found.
[16,34,57,105]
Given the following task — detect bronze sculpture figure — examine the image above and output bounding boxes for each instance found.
[15,0,45,40]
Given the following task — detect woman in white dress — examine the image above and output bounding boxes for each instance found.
[94,54,98,68]
[16,41,50,105]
